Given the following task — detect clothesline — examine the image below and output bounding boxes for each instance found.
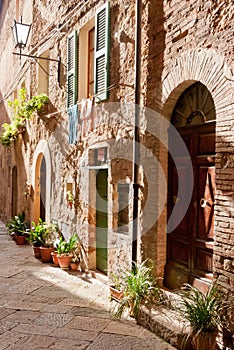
[43,83,128,119]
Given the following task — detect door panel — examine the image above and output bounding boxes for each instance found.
[96,169,108,273]
[165,123,215,290]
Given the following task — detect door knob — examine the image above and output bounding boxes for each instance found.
[200,198,213,208]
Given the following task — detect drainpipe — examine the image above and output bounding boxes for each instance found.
[132,0,142,264]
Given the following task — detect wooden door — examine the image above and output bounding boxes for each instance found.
[96,169,108,273]
[165,122,215,290]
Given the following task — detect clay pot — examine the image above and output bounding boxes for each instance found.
[51,251,59,266]
[33,246,41,259]
[192,330,218,350]
[58,254,73,269]
[109,286,124,301]
[70,262,79,270]
[14,235,27,245]
[40,247,54,263]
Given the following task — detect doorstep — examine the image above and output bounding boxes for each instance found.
[137,305,192,350]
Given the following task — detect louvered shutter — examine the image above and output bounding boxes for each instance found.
[67,31,78,108]
[94,2,110,101]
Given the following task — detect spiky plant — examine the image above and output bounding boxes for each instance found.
[177,283,227,334]
[112,260,164,319]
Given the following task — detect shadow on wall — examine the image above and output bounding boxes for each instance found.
[140,0,166,269]
[0,89,29,223]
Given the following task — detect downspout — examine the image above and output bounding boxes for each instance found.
[132,0,142,263]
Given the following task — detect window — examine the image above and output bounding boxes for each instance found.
[66,2,110,107]
[117,184,130,233]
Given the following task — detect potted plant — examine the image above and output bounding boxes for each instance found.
[31,219,60,262]
[6,211,29,245]
[111,260,164,319]
[56,233,78,269]
[70,241,81,270]
[7,87,49,120]
[12,116,26,134]
[176,283,228,350]
[27,219,46,258]
[0,88,49,147]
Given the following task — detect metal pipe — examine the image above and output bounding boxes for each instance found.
[132,0,142,263]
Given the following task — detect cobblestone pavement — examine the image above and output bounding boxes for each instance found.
[0,221,177,350]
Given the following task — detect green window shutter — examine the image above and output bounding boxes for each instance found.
[67,30,78,108]
[94,2,110,101]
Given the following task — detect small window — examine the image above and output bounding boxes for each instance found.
[118,184,130,233]
[95,147,107,166]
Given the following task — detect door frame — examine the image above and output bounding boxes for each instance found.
[95,168,108,274]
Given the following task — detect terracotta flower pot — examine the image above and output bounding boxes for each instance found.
[15,235,27,245]
[33,246,41,259]
[192,330,218,350]
[40,247,54,263]
[110,286,124,301]
[70,262,79,270]
[51,251,59,266]
[58,254,73,269]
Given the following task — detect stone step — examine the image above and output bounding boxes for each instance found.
[137,305,192,350]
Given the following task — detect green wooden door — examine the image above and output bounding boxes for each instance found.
[96,169,108,273]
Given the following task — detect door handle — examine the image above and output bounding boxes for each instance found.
[200,198,213,208]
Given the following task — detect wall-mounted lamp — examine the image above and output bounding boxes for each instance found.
[11,17,61,84]
[12,17,31,53]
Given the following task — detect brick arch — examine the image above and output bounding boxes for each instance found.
[161,48,231,120]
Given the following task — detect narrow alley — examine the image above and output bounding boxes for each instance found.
[0,221,177,350]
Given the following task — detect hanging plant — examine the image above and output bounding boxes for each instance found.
[0,122,18,147]
[7,87,49,120]
[0,88,49,147]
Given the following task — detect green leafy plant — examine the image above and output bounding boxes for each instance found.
[111,260,164,319]
[71,240,81,263]
[7,87,49,120]
[0,122,18,147]
[0,88,49,147]
[177,283,227,334]
[56,233,78,256]
[28,219,60,248]
[6,211,29,237]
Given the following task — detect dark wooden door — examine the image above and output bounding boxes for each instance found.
[96,169,108,273]
[165,122,215,290]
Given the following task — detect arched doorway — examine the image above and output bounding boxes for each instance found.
[32,140,51,223]
[165,82,216,291]
[40,156,46,221]
[34,154,45,223]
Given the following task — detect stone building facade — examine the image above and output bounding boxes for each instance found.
[0,0,233,332]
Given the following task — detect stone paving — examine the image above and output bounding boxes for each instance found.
[0,221,177,350]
